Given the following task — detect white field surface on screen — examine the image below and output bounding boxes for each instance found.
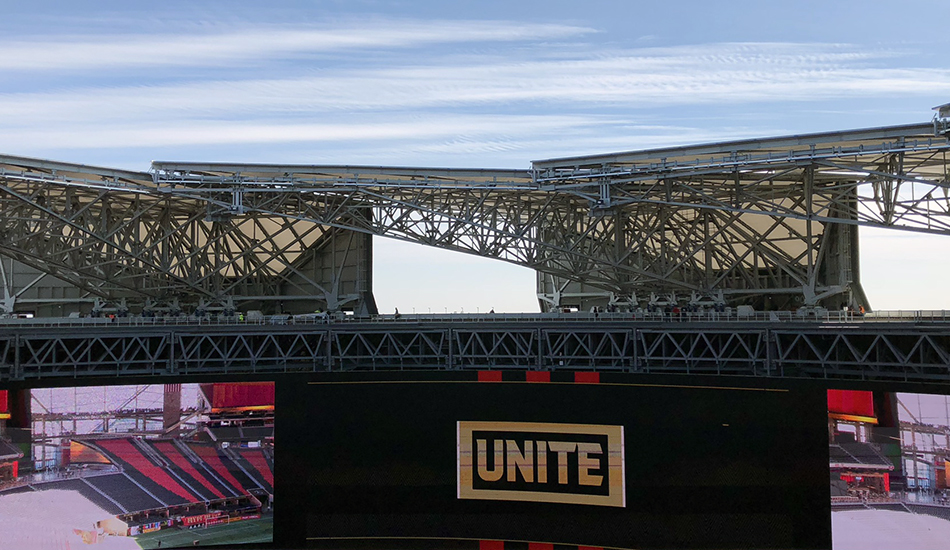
[833,509,950,550]
[0,489,138,550]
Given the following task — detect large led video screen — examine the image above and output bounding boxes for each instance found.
[830,389,950,550]
[0,382,274,549]
[6,372,950,549]
[283,372,829,549]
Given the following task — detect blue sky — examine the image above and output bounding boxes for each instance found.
[2,1,948,311]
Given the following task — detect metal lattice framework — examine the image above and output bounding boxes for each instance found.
[533,123,950,309]
[1,320,949,383]
[1,121,948,313]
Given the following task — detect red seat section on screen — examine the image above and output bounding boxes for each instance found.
[0,390,7,414]
[526,371,550,383]
[96,439,195,502]
[574,372,600,384]
[478,371,503,382]
[191,444,249,495]
[828,390,875,418]
[239,448,274,488]
[154,441,225,499]
[201,382,275,412]
[479,541,504,550]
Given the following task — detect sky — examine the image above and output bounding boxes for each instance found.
[2,1,949,312]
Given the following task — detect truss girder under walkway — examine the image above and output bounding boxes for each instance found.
[1,320,948,384]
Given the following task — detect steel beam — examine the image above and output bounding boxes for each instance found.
[1,319,948,384]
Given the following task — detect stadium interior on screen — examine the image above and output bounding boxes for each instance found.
[3,375,950,549]
[0,382,275,549]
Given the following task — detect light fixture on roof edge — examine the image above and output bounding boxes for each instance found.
[934,102,950,136]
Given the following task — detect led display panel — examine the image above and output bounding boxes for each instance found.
[0,382,274,549]
[830,389,950,550]
[7,373,950,549]
[285,372,829,549]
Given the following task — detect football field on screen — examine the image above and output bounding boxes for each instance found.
[132,516,273,549]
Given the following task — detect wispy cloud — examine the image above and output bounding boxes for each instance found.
[0,42,944,126]
[1,18,945,163]
[0,114,608,150]
[0,20,595,71]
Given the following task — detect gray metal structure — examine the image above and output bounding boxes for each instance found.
[1,317,948,384]
[1,119,949,316]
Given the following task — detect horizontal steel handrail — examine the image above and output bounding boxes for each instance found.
[2,309,950,328]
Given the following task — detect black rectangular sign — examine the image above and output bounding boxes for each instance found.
[458,421,624,506]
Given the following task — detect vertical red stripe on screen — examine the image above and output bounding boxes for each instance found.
[574,372,600,384]
[478,371,503,382]
[480,540,505,550]
[526,371,550,383]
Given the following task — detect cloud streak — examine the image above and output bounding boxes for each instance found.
[1,18,946,164]
[0,42,944,126]
[0,20,595,71]
[0,114,612,150]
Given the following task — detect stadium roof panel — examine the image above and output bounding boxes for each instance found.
[531,122,941,169]
[3,122,944,188]
[152,162,533,184]
[0,153,152,185]
[153,161,529,178]
[150,162,536,190]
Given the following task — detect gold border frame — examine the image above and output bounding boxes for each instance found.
[457,421,625,508]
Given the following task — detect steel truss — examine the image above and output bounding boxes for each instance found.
[0,123,948,313]
[1,320,948,384]
[534,124,950,310]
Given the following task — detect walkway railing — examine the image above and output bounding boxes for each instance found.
[2,309,950,328]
